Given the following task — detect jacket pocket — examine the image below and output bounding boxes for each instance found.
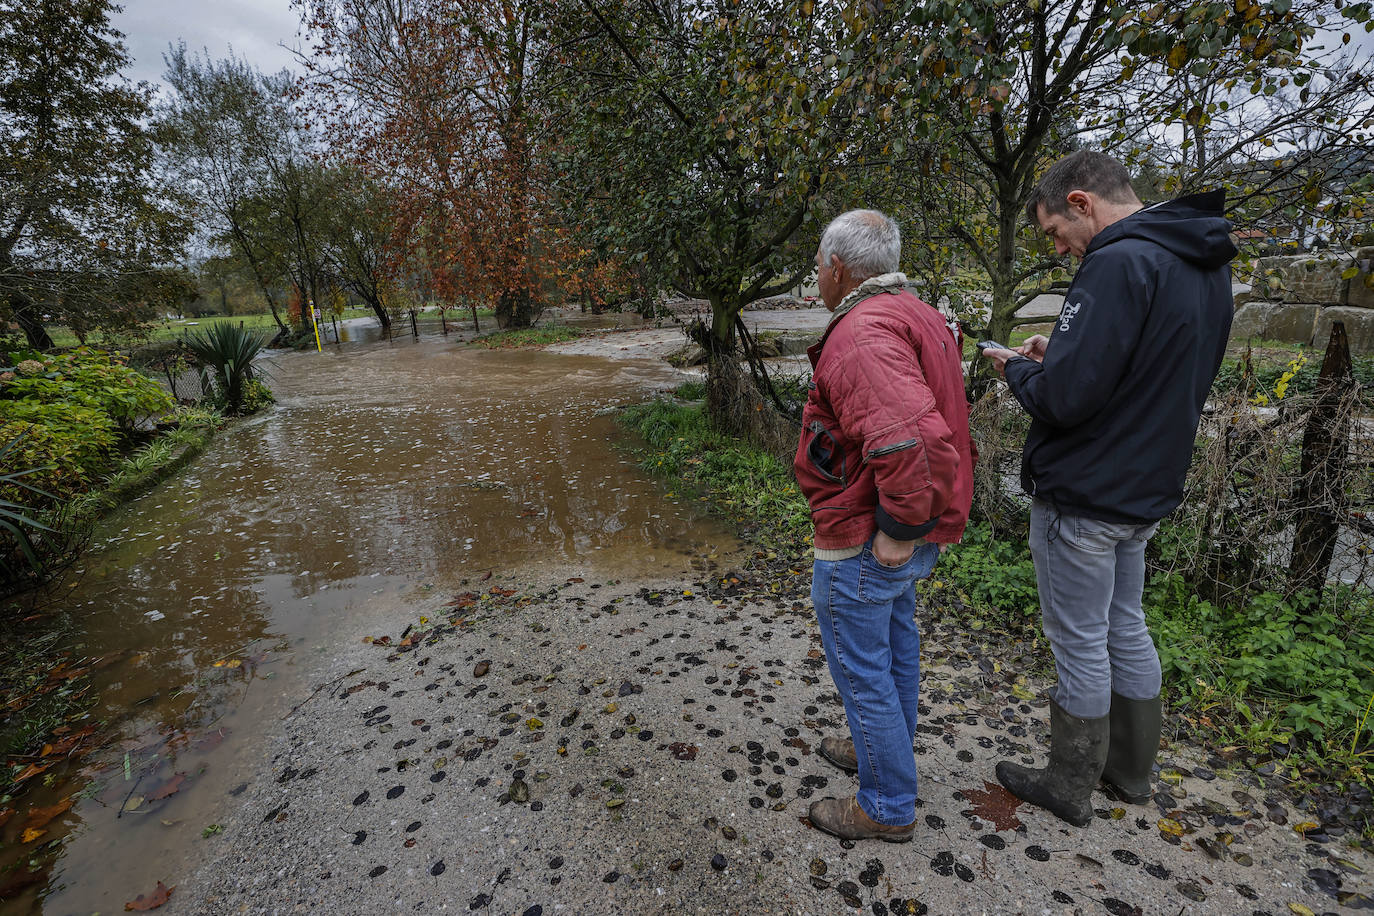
[805,420,847,487]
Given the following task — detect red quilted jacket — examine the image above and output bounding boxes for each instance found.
[793,288,974,549]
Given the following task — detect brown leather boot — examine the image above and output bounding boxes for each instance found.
[807,797,914,843]
[818,736,858,773]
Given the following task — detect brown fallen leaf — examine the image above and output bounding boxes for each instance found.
[961,781,1024,832]
[668,742,698,761]
[23,797,73,830]
[192,728,228,751]
[125,881,174,911]
[12,762,51,783]
[146,773,188,801]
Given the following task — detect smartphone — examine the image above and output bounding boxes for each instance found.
[977,340,1008,352]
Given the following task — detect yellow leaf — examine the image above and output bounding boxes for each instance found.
[21,828,45,843]
[526,718,543,730]
[1293,821,1320,835]
[225,659,241,668]
[1289,904,1316,916]
[1167,44,1188,69]
[603,703,618,714]
[1158,817,1185,836]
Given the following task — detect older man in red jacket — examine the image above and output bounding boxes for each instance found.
[795,209,975,842]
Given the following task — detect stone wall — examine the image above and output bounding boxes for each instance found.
[1232,248,1374,354]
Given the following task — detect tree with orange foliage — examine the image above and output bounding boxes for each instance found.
[293,0,559,329]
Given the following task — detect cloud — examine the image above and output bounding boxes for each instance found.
[112,0,303,88]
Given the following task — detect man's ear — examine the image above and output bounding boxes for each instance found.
[1065,190,1091,215]
[830,254,844,279]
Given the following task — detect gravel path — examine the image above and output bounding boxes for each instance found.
[176,557,1372,915]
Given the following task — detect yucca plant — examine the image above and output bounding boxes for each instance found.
[185,324,269,415]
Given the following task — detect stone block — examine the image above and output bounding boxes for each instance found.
[1229,302,1318,345]
[1348,253,1374,309]
[1252,255,1349,305]
[1314,307,1374,356]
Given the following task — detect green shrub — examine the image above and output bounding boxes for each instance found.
[0,406,118,500]
[920,523,1040,623]
[1,347,173,434]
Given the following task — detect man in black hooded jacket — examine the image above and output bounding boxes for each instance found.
[981,151,1236,827]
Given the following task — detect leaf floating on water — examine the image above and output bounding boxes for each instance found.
[124,881,174,911]
[23,797,73,831]
[122,795,146,814]
[147,773,188,801]
[20,827,45,844]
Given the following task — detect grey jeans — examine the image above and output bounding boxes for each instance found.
[1029,499,1162,719]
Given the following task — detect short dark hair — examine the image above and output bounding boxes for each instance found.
[1025,151,1139,225]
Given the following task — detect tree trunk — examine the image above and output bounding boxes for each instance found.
[693,295,794,460]
[10,292,54,351]
[1288,321,1354,596]
[363,292,391,331]
[495,287,534,329]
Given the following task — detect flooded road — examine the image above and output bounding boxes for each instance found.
[3,327,742,915]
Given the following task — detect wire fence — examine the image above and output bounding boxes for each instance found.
[966,371,1373,603]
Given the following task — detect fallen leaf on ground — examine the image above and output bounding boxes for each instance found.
[961,781,1023,831]
[125,881,174,911]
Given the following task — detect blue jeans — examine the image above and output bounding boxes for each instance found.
[1030,499,1162,719]
[811,540,940,826]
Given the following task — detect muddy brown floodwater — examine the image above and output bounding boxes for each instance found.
[3,326,741,915]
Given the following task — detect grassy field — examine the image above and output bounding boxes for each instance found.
[33,308,391,350]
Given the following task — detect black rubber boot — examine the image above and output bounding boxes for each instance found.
[1100,692,1162,804]
[996,698,1108,827]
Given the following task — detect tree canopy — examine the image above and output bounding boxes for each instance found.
[0,0,191,349]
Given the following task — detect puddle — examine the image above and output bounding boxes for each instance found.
[1,330,742,914]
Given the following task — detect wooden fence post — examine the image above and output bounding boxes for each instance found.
[1288,321,1355,596]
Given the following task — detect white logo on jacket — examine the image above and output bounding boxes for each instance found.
[1059,302,1082,332]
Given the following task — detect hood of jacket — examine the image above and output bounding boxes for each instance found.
[1087,189,1236,269]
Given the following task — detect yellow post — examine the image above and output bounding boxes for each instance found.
[309,302,323,353]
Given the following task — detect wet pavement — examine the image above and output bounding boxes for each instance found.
[178,563,1374,915]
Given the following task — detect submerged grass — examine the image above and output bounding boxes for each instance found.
[470,327,588,349]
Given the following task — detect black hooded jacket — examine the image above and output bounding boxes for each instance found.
[1004,190,1237,524]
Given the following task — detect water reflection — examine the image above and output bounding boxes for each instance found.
[7,329,737,915]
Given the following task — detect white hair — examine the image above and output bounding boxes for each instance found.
[819,209,901,281]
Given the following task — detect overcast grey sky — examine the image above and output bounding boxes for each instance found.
[112,0,303,89]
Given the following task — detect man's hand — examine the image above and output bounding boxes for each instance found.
[872,530,916,567]
[979,346,1020,378]
[1018,334,1049,363]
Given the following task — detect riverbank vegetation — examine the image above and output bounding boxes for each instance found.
[0,329,275,599]
[621,372,1374,803]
